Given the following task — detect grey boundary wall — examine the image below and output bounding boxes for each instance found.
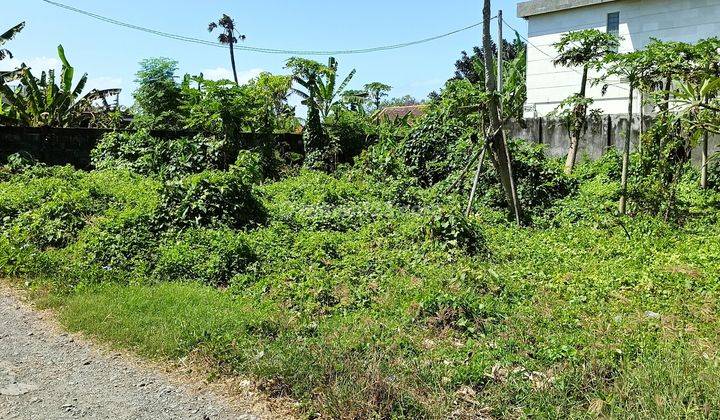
[0,118,717,169]
[0,126,303,169]
[506,115,720,166]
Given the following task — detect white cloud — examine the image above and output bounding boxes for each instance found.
[201,67,263,84]
[5,56,61,74]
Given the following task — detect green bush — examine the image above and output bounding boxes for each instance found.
[424,208,487,254]
[92,130,228,178]
[460,139,576,221]
[403,111,470,187]
[155,170,266,230]
[152,228,255,286]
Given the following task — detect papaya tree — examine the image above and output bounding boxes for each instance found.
[553,29,619,173]
[208,14,245,85]
[603,51,650,214]
[364,82,392,110]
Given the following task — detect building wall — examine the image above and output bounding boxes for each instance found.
[523,0,720,117]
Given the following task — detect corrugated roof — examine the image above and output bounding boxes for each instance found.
[374,105,428,121]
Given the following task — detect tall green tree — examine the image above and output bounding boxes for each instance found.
[133,58,183,129]
[364,82,392,110]
[604,51,648,214]
[553,29,619,173]
[208,14,246,85]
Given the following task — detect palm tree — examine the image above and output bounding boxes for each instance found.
[208,15,245,85]
[0,22,25,61]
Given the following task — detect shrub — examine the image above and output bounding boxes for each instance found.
[71,206,158,274]
[232,150,264,185]
[152,228,255,286]
[155,170,266,230]
[460,139,576,222]
[424,208,486,254]
[92,130,229,178]
[403,111,471,187]
[325,109,372,163]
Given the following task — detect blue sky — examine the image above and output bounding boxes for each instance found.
[2,0,528,107]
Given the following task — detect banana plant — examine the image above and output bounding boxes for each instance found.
[315,57,356,119]
[0,22,25,61]
[0,45,119,127]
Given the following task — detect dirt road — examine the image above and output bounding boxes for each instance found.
[0,285,290,419]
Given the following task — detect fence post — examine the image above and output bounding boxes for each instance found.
[538,117,543,145]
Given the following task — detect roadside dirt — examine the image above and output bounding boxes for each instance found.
[0,284,297,420]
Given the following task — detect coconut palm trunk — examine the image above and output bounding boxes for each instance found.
[228,37,238,84]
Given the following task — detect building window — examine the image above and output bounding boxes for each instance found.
[607,12,620,39]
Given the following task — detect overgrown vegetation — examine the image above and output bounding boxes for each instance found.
[1,14,720,420]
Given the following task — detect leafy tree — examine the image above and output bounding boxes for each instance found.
[453,37,525,84]
[208,14,246,85]
[552,29,619,174]
[132,58,183,129]
[249,72,295,124]
[0,45,118,127]
[340,89,369,114]
[632,39,719,220]
[364,82,392,110]
[182,77,276,138]
[381,95,421,108]
[0,22,24,62]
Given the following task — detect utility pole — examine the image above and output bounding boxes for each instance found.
[497,10,503,94]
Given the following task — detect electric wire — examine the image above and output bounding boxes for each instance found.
[40,0,490,56]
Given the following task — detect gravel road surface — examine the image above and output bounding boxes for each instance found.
[0,285,289,420]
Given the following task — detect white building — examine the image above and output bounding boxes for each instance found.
[518,0,720,117]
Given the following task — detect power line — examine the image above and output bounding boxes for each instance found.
[40,0,490,56]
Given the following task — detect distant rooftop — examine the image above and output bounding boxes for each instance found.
[374,105,428,122]
[517,0,619,18]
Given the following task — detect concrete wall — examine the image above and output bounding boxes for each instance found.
[0,127,303,170]
[506,114,720,165]
[522,0,720,117]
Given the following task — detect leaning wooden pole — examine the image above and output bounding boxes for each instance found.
[482,0,522,224]
[466,145,488,216]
